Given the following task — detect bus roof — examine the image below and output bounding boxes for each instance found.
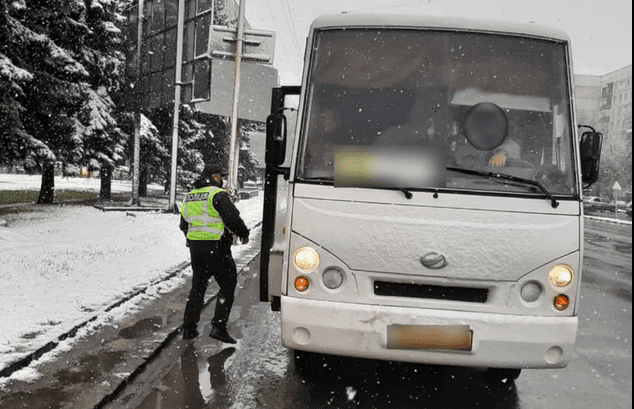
[310,13,571,43]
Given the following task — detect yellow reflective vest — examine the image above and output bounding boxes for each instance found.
[180,186,225,241]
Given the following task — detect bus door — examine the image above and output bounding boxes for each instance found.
[260,86,300,310]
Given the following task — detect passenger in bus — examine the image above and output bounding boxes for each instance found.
[487,138,521,167]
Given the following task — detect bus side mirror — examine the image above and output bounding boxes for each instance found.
[266,113,287,166]
[579,130,602,186]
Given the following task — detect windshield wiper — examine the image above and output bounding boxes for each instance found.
[447,167,559,208]
[303,176,334,183]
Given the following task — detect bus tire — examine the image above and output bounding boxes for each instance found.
[293,350,328,378]
[486,368,522,382]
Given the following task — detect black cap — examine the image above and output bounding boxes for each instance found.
[201,163,228,177]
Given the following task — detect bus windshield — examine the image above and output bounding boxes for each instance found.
[297,28,577,197]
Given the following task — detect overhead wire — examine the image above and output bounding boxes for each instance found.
[280,0,303,61]
[264,0,295,71]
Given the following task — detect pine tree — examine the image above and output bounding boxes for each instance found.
[174,105,208,190]
[1,0,129,202]
[77,0,127,200]
[5,0,90,203]
[118,110,169,196]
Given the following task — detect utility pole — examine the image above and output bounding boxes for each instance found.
[168,0,186,213]
[227,0,246,200]
[130,0,143,207]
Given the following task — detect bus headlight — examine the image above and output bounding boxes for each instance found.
[323,267,344,289]
[293,246,320,273]
[548,265,574,288]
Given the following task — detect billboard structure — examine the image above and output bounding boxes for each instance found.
[126,0,278,122]
[126,0,278,209]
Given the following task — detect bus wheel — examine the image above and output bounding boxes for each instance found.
[486,368,522,382]
[293,350,328,378]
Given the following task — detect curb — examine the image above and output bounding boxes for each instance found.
[93,205,168,212]
[0,262,191,380]
[585,215,632,226]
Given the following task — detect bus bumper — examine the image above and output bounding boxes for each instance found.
[281,296,577,368]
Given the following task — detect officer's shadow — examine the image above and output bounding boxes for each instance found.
[181,344,237,408]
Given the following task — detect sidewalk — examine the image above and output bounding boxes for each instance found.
[0,230,261,409]
[0,178,264,407]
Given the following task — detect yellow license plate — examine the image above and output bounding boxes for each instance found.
[387,324,472,351]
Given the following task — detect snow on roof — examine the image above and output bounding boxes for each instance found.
[310,13,571,43]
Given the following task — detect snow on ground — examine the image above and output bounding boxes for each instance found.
[0,173,263,383]
[0,173,154,195]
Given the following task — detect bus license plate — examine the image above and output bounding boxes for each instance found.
[387,324,472,351]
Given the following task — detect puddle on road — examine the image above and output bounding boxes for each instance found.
[134,343,238,409]
[119,316,163,339]
[56,350,127,385]
[0,387,70,409]
[0,351,127,409]
[614,243,632,255]
[615,287,633,302]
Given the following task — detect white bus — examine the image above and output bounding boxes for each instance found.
[260,14,602,380]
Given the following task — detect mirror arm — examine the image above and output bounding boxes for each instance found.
[578,124,597,133]
[271,165,290,180]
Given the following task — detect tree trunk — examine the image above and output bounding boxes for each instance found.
[37,161,55,204]
[139,166,148,197]
[100,165,112,200]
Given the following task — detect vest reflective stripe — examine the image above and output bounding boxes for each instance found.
[181,187,225,241]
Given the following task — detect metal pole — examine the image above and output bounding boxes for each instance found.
[131,0,144,206]
[227,0,246,199]
[168,0,185,213]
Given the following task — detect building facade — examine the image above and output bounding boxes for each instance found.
[574,65,632,198]
[598,66,633,159]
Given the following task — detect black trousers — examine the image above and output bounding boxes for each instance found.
[183,244,237,331]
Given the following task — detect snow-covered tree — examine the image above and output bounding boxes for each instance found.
[9,0,90,203]
[118,111,169,196]
[79,86,125,199]
[174,105,209,189]
[145,105,227,192]
[0,53,47,165]
[1,0,128,202]
[1,0,85,183]
[76,0,128,200]
[237,119,261,187]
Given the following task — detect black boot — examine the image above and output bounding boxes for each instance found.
[182,326,200,340]
[210,326,237,344]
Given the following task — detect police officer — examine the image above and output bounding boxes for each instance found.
[179,164,250,343]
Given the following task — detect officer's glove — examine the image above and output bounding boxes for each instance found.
[240,235,249,245]
[186,239,191,247]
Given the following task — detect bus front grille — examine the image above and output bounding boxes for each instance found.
[374,281,489,303]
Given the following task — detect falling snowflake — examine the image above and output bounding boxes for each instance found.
[346,386,357,401]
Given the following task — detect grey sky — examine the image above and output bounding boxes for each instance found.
[245,0,632,84]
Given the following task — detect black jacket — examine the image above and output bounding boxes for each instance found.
[180,188,249,252]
